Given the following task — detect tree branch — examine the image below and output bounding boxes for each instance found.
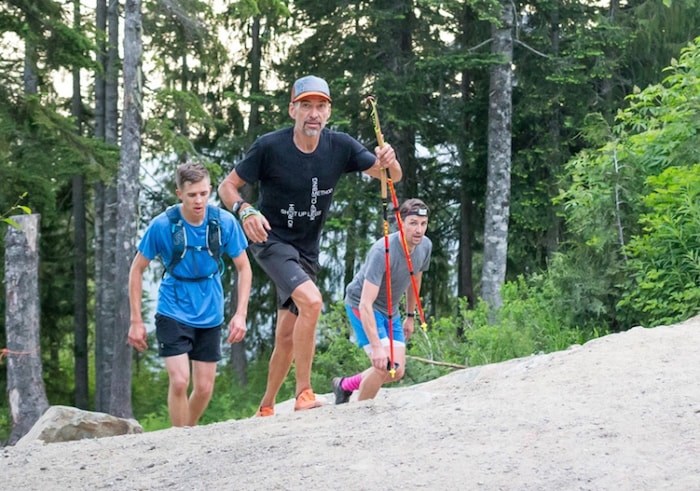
[514,39,549,58]
[406,355,467,370]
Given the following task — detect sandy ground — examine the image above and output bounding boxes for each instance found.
[2,315,699,491]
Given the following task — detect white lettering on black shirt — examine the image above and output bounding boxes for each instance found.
[279,177,333,228]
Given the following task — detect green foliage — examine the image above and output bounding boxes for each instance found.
[202,359,275,424]
[0,90,118,220]
[130,339,171,431]
[0,405,9,444]
[0,193,31,229]
[557,37,700,329]
[618,165,700,327]
[313,301,367,386]
[409,281,605,375]
[144,89,219,158]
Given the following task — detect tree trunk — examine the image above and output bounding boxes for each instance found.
[95,186,117,412]
[458,6,477,310]
[229,341,247,386]
[224,261,247,385]
[481,0,514,312]
[226,12,266,381]
[4,214,49,445]
[93,0,107,411]
[247,15,262,139]
[23,32,38,94]
[545,5,563,261]
[228,274,248,386]
[72,0,89,410]
[343,200,360,289]
[95,0,120,412]
[72,173,89,410]
[109,0,142,418]
[105,0,119,144]
[458,188,475,309]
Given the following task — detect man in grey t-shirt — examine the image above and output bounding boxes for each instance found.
[333,198,432,403]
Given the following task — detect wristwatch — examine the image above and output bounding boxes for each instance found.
[231,199,246,216]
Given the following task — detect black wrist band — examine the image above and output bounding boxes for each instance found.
[406,312,415,318]
[231,199,246,216]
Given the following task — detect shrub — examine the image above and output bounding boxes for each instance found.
[618,165,700,327]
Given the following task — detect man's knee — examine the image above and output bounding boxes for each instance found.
[292,282,323,315]
[383,363,405,382]
[298,294,322,317]
[169,373,190,394]
[194,379,215,399]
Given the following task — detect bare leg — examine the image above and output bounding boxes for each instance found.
[289,280,323,395]
[259,310,296,408]
[164,354,191,427]
[187,360,217,426]
[356,366,383,401]
[357,345,406,401]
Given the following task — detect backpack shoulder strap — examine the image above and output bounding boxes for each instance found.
[206,205,223,274]
[165,205,187,274]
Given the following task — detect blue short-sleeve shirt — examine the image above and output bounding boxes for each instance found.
[138,205,248,328]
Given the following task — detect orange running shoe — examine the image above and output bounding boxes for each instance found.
[255,406,274,417]
[294,388,323,411]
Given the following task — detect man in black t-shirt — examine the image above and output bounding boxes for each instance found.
[218,75,402,415]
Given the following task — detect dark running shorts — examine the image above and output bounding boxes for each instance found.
[155,314,222,362]
[249,239,319,315]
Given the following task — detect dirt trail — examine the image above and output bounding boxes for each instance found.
[2,315,699,490]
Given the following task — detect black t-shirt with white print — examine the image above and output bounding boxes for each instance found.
[235,127,376,262]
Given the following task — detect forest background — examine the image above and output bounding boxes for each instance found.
[1,0,698,443]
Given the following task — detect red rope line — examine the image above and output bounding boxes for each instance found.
[381,173,395,376]
[365,95,397,376]
[0,347,37,363]
[387,178,428,330]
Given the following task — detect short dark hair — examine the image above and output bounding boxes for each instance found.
[399,198,430,220]
[176,162,209,189]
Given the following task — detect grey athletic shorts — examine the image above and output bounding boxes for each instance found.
[155,314,222,361]
[249,239,319,315]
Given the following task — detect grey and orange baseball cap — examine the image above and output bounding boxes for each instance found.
[291,75,332,103]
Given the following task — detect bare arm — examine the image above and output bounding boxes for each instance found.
[218,168,270,243]
[218,169,247,211]
[358,279,388,371]
[403,271,423,340]
[128,252,150,352]
[225,251,253,344]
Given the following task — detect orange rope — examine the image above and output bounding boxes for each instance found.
[0,347,37,364]
[387,178,428,331]
[381,170,395,377]
[366,96,396,377]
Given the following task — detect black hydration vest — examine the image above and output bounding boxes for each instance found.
[164,204,224,282]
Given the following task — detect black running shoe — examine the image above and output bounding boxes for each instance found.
[332,377,352,404]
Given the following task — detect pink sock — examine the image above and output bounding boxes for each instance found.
[341,373,362,392]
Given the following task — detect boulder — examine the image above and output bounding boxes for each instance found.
[16,405,143,446]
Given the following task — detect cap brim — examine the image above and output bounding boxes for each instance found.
[292,91,332,103]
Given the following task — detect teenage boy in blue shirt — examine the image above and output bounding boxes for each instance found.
[128,162,252,427]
